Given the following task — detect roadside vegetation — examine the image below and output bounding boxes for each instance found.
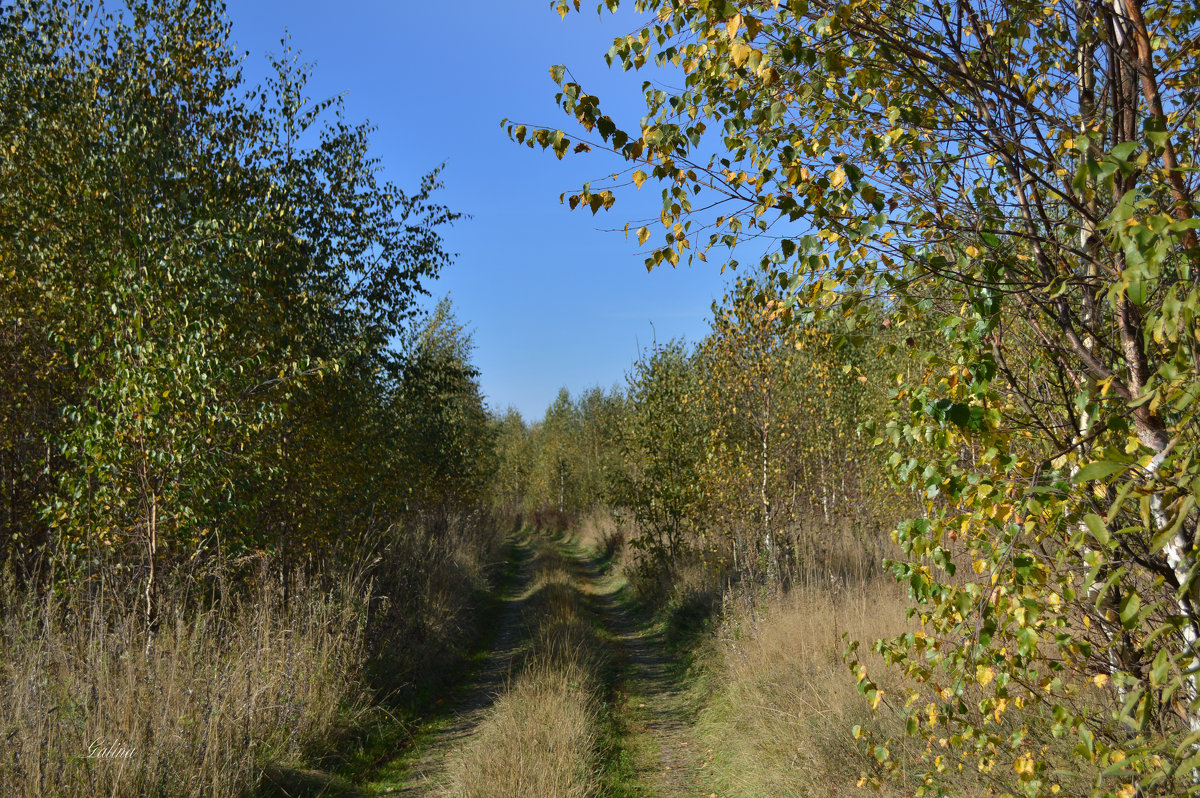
[5,0,1200,795]
[504,0,1200,793]
[1,2,503,795]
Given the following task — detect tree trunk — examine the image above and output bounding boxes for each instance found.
[144,487,158,655]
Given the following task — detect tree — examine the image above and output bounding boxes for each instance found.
[696,273,804,581]
[623,339,709,561]
[0,0,459,626]
[394,299,495,523]
[518,0,1200,792]
[491,407,533,518]
[531,389,580,516]
[573,385,629,510]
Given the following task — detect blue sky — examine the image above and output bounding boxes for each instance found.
[222,0,734,421]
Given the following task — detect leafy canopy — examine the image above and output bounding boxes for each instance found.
[517,0,1200,793]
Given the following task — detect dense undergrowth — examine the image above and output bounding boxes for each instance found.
[0,516,508,798]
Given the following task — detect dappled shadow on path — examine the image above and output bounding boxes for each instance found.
[386,540,536,796]
[368,536,709,797]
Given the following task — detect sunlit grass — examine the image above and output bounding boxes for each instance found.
[442,540,605,798]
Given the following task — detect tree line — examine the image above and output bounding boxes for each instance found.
[0,0,495,621]
[496,265,910,584]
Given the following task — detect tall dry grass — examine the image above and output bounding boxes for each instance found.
[364,515,506,695]
[606,514,934,796]
[697,577,918,797]
[0,513,506,797]
[443,540,604,798]
[0,566,370,798]
[695,572,1098,796]
[573,509,627,568]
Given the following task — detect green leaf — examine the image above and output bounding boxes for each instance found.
[1127,278,1148,306]
[1073,461,1128,483]
[945,402,971,429]
[1083,514,1111,547]
[1119,592,1141,630]
[1109,141,1139,163]
[1149,649,1170,687]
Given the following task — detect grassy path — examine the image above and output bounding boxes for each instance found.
[361,533,708,798]
[361,538,536,796]
[572,545,710,798]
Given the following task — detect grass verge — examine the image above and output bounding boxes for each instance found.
[0,565,370,798]
[0,518,507,798]
[693,577,915,797]
[351,533,528,792]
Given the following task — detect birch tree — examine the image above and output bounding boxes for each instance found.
[623,339,709,561]
[696,273,804,581]
[1,0,460,616]
[516,0,1200,792]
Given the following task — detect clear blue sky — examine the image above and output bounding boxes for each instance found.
[222,0,733,421]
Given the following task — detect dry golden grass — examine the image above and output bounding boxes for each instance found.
[0,568,370,798]
[0,515,505,798]
[683,529,1099,798]
[441,660,598,798]
[365,517,506,691]
[442,541,603,798]
[574,509,625,564]
[697,577,919,798]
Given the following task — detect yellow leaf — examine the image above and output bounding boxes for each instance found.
[966,245,980,257]
[637,226,651,246]
[632,169,647,189]
[829,166,846,188]
[726,14,742,39]
[729,41,751,68]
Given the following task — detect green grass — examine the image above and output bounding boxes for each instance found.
[566,533,695,798]
[596,687,655,798]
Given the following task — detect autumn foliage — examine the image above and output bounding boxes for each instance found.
[520,0,1200,793]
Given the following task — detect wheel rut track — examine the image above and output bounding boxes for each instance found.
[384,536,706,797]
[571,546,707,797]
[387,539,536,796]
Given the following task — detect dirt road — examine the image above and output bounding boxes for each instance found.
[371,534,707,797]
